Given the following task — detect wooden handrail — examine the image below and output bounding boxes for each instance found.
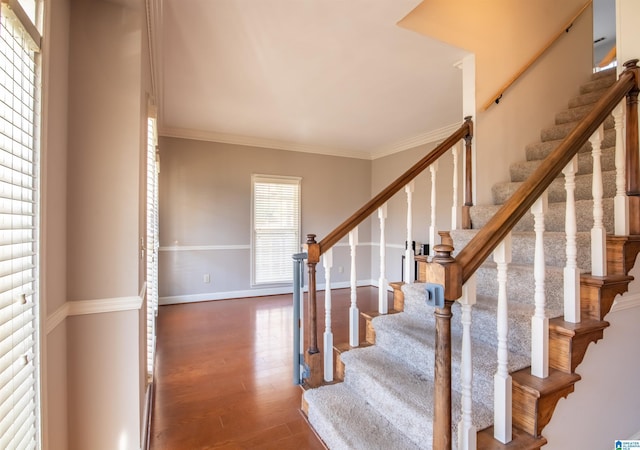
[317,117,473,256]
[458,60,639,283]
[481,0,592,112]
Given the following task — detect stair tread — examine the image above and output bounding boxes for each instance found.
[477,425,548,449]
[549,317,610,336]
[304,383,423,450]
[512,367,581,396]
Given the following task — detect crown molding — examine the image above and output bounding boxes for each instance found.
[369,122,462,160]
[159,126,373,160]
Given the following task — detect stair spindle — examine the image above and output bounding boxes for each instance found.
[613,101,629,235]
[429,162,439,256]
[493,235,512,443]
[531,192,549,378]
[563,156,580,323]
[378,204,388,314]
[451,143,460,230]
[322,248,333,382]
[458,275,477,450]
[405,182,415,283]
[349,229,359,347]
[589,125,607,276]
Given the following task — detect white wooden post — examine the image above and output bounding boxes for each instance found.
[589,125,607,276]
[451,143,460,231]
[531,192,549,379]
[323,248,333,382]
[378,204,388,314]
[349,228,359,347]
[458,275,477,450]
[322,248,333,381]
[405,182,415,283]
[563,156,580,323]
[429,161,439,256]
[493,234,512,444]
[613,102,629,235]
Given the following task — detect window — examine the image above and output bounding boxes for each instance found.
[145,117,158,377]
[0,0,42,447]
[252,175,301,285]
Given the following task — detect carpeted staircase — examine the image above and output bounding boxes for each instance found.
[304,68,618,449]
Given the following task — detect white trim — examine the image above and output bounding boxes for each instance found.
[159,280,378,305]
[45,286,146,334]
[630,429,640,440]
[611,291,640,312]
[159,244,249,252]
[159,126,372,160]
[370,122,462,160]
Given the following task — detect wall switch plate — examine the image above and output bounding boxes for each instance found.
[204,274,210,283]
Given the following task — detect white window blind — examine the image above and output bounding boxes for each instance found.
[252,175,301,285]
[145,117,158,377]
[0,1,41,448]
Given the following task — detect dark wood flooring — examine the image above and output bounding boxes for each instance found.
[150,286,391,449]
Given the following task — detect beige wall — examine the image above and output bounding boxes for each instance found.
[63,0,147,448]
[399,0,593,204]
[41,0,70,447]
[158,137,374,301]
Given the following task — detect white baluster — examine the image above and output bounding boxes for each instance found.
[531,192,549,378]
[405,182,415,283]
[563,156,580,323]
[590,125,607,276]
[458,275,477,450]
[378,204,388,314]
[613,102,629,235]
[493,234,512,444]
[349,228,359,347]
[429,161,439,256]
[452,143,460,231]
[323,248,333,382]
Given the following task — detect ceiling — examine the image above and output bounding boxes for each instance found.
[155,0,469,159]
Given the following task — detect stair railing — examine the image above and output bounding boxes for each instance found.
[298,117,474,387]
[424,59,639,448]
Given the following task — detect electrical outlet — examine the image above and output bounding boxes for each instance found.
[203,274,210,283]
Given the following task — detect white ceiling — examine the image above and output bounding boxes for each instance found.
[157,0,469,159]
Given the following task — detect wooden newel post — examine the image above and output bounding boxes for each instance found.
[462,116,474,230]
[425,243,462,450]
[304,234,323,387]
[623,60,640,234]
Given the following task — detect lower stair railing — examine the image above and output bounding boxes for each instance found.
[294,117,474,388]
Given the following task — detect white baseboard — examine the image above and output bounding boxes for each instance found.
[611,291,640,313]
[158,279,385,305]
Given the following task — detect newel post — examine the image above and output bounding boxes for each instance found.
[425,243,463,450]
[624,59,640,234]
[304,234,323,387]
[462,116,474,229]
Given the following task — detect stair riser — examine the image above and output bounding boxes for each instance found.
[510,147,616,182]
[540,115,613,142]
[492,170,617,205]
[526,128,615,161]
[469,198,614,233]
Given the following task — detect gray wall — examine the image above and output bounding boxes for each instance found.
[158,137,374,302]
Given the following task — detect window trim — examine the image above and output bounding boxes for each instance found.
[251,174,301,287]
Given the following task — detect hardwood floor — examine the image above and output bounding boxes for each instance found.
[150,286,391,449]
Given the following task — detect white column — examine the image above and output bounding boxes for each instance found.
[378,204,388,314]
[349,228,359,347]
[458,275,477,450]
[613,102,629,235]
[493,234,512,444]
[323,248,333,382]
[531,192,549,379]
[590,125,607,276]
[563,156,580,323]
[405,182,415,283]
[451,143,460,230]
[429,161,439,256]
